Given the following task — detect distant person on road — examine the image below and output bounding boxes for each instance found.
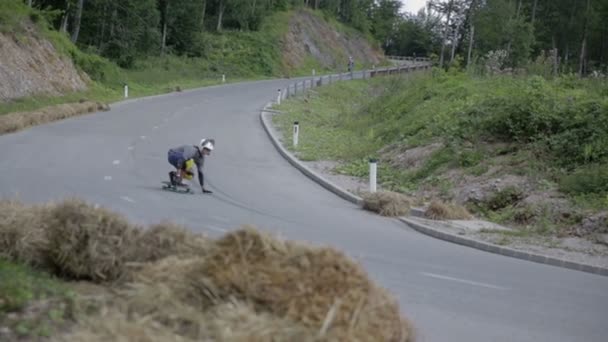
[167,138,215,194]
[348,56,354,72]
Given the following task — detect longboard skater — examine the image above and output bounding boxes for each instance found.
[163,138,215,194]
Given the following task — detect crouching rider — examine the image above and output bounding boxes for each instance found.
[167,138,215,194]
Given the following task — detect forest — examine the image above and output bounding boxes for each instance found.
[20,0,608,74]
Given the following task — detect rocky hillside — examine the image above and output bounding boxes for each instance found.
[0,23,89,102]
[282,10,384,72]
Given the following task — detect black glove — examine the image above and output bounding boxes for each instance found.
[202,186,213,194]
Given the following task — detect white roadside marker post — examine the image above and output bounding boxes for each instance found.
[277,89,282,105]
[124,84,128,98]
[293,121,299,148]
[369,158,377,193]
[222,74,226,83]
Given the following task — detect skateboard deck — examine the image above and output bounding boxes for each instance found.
[161,181,193,194]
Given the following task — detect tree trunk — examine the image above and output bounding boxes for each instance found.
[552,35,558,76]
[27,0,32,7]
[217,0,225,32]
[564,44,569,73]
[531,0,538,23]
[98,3,107,49]
[601,23,607,67]
[70,0,84,43]
[450,21,462,63]
[161,1,169,55]
[515,0,522,18]
[439,0,453,67]
[200,0,206,31]
[467,24,475,67]
[60,7,69,33]
[315,0,320,10]
[579,0,591,76]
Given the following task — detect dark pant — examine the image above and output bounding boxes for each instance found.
[168,150,185,169]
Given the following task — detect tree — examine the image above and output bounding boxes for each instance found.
[70,0,84,43]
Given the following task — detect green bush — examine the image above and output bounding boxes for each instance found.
[484,186,524,211]
[560,165,608,195]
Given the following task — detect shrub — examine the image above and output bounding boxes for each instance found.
[560,165,608,195]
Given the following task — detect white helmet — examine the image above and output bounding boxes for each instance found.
[200,138,215,151]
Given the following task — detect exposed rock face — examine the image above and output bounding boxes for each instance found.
[0,24,88,102]
[282,10,384,73]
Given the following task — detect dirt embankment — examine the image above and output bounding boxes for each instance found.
[282,10,384,73]
[0,23,89,102]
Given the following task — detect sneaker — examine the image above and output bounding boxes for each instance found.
[169,171,177,186]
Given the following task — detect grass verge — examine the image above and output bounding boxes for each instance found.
[271,69,608,241]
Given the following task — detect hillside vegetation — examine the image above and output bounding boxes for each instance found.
[0,2,385,116]
[273,69,608,243]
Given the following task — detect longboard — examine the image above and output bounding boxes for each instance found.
[161,181,193,194]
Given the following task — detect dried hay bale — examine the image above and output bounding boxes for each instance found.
[55,307,190,342]
[123,256,210,320]
[362,191,412,217]
[0,199,51,268]
[201,300,318,342]
[135,222,212,263]
[424,200,473,220]
[0,101,110,135]
[197,226,414,341]
[46,198,142,282]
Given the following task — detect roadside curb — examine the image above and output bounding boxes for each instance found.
[260,104,363,206]
[399,216,608,277]
[260,104,608,278]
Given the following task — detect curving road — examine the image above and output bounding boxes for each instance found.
[0,78,607,342]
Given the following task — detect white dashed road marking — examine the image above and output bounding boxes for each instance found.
[113,160,120,165]
[140,135,146,139]
[120,196,135,203]
[206,225,228,233]
[128,146,134,150]
[104,176,112,181]
[421,272,509,290]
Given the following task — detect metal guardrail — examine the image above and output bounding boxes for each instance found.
[276,58,433,102]
[386,55,431,62]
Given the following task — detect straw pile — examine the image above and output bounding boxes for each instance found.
[362,191,412,217]
[196,227,414,341]
[0,199,51,269]
[0,198,416,341]
[0,101,110,135]
[424,200,473,220]
[46,198,142,282]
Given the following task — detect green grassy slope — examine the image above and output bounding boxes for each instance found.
[273,69,608,236]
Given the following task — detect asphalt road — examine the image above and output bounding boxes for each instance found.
[1,78,607,342]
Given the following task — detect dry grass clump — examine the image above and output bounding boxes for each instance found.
[56,307,189,342]
[0,101,110,135]
[60,300,317,342]
[0,199,51,268]
[424,200,473,220]
[196,226,414,341]
[46,198,142,282]
[362,191,412,217]
[135,222,212,263]
[1,199,416,341]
